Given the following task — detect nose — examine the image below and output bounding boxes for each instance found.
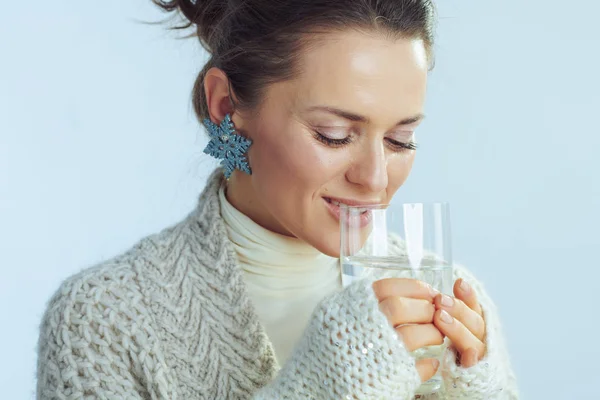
[345,142,388,193]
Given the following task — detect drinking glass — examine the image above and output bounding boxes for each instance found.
[339,202,453,395]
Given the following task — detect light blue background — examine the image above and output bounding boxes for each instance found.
[1,1,598,398]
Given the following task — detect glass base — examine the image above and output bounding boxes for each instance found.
[415,376,442,396]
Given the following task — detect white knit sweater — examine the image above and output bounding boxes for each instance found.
[36,169,519,399]
[218,183,341,366]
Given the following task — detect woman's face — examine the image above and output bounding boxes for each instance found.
[228,30,429,257]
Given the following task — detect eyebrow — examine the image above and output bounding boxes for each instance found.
[307,106,425,126]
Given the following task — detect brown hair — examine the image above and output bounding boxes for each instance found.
[153,0,437,123]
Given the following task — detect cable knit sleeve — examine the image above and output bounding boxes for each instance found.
[36,268,177,400]
[252,277,422,400]
[252,264,519,400]
[436,264,519,400]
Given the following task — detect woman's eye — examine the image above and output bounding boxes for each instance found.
[386,138,418,151]
[315,127,349,140]
[312,128,418,150]
[386,132,418,151]
[313,128,352,147]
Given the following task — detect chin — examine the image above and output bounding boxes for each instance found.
[316,244,340,258]
[306,231,341,258]
[289,207,341,257]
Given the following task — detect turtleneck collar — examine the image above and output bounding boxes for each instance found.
[218,182,340,294]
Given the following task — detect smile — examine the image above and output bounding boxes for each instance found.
[322,197,375,228]
[323,197,370,213]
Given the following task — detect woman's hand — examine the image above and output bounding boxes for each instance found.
[433,278,486,368]
[372,278,445,383]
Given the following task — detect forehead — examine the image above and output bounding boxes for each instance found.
[289,30,429,123]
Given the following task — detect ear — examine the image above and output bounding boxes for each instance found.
[204,67,234,123]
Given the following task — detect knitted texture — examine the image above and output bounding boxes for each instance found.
[37,169,519,399]
[350,236,520,399]
[439,266,519,400]
[253,277,422,399]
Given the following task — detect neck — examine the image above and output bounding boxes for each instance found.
[226,172,294,237]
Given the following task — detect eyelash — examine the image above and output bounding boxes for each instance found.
[314,131,418,152]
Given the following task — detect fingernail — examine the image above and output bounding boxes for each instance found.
[432,359,440,369]
[427,284,439,297]
[440,309,454,324]
[441,294,454,307]
[460,279,471,294]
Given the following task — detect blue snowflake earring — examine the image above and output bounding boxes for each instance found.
[203,114,252,179]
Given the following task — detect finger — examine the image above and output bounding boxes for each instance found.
[415,358,440,383]
[434,294,486,341]
[395,323,445,352]
[433,309,485,358]
[460,347,480,368]
[373,278,439,302]
[379,297,436,326]
[454,278,483,316]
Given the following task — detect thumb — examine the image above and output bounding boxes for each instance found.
[415,358,439,383]
[460,347,479,368]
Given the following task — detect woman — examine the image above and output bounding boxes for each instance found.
[36,0,518,398]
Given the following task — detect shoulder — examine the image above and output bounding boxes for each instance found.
[41,168,228,329]
[37,231,185,398]
[40,236,156,348]
[37,171,229,397]
[36,214,204,391]
[42,209,202,319]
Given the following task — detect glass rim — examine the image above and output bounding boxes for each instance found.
[338,201,450,210]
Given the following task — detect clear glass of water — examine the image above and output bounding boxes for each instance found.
[339,202,453,395]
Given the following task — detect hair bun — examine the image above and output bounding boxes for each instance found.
[153,0,228,52]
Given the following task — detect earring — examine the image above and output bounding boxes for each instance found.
[203,114,252,179]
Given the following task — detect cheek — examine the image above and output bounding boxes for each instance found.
[251,125,343,190]
[387,151,416,194]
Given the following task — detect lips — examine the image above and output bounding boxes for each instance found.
[323,197,370,214]
[323,197,374,229]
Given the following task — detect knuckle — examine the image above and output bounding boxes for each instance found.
[378,297,392,315]
[395,326,413,346]
[372,279,387,299]
[381,296,401,320]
